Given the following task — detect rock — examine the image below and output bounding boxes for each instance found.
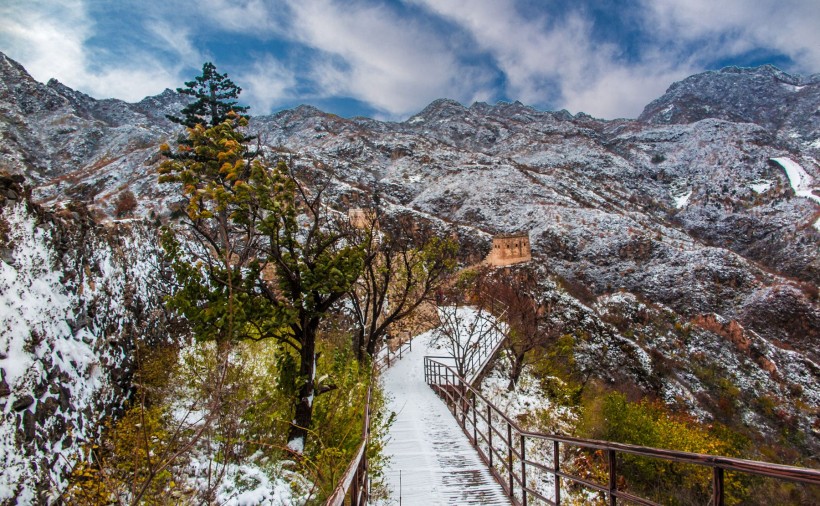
[33,381,48,399]
[22,409,36,442]
[36,396,59,424]
[0,378,10,397]
[58,386,71,411]
[12,395,34,412]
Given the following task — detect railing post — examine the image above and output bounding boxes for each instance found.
[352,464,360,504]
[507,422,514,496]
[423,358,427,384]
[488,404,493,467]
[554,440,560,506]
[472,394,477,445]
[520,434,527,506]
[608,449,617,506]
[713,467,724,506]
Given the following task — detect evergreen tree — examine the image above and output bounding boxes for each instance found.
[159,112,365,452]
[167,62,249,128]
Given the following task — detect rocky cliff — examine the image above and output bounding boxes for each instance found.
[0,173,169,502]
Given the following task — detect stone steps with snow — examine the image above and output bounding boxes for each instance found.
[378,330,510,506]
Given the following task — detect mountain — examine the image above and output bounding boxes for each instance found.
[0,51,818,496]
[639,65,820,146]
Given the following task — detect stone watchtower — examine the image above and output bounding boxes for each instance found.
[485,232,531,266]
[348,208,376,229]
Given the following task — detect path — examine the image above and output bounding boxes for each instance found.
[378,330,510,505]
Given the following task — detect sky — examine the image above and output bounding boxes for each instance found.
[1,0,818,120]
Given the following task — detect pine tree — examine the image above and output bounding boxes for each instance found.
[167,62,249,128]
[159,112,365,452]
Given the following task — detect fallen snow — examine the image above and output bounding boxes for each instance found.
[749,179,773,194]
[378,329,510,505]
[771,157,820,204]
[0,202,166,500]
[186,453,310,506]
[673,189,692,209]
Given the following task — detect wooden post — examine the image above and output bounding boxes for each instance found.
[554,440,560,506]
[713,467,724,506]
[608,449,617,506]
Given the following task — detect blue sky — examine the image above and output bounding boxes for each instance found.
[1,0,818,120]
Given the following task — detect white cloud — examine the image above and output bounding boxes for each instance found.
[409,0,679,117]
[1,0,817,118]
[0,0,184,101]
[235,55,297,113]
[642,0,820,71]
[0,0,90,86]
[145,20,203,67]
[409,0,820,118]
[196,0,288,34]
[281,0,493,117]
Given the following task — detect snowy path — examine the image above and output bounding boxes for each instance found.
[378,331,510,505]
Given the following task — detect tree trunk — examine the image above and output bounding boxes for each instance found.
[287,324,317,452]
[507,351,526,391]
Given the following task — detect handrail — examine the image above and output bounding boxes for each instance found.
[424,356,820,506]
[326,378,372,506]
[326,334,416,505]
[374,335,413,373]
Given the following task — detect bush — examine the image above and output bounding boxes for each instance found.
[114,190,137,218]
[578,390,749,505]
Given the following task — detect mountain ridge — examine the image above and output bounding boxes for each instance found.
[0,51,818,474]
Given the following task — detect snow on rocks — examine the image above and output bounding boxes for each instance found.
[0,198,167,501]
[673,189,692,209]
[771,157,820,204]
[186,453,311,506]
[749,179,774,193]
[771,157,820,229]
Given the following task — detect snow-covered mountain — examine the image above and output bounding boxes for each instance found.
[0,51,818,494]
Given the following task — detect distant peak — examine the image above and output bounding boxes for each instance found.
[718,64,803,84]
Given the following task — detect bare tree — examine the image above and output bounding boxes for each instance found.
[477,268,564,391]
[433,302,504,379]
[348,212,457,361]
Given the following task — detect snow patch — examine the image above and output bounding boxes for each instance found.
[673,190,692,209]
[749,179,773,194]
[286,436,304,454]
[771,157,819,204]
[781,83,806,92]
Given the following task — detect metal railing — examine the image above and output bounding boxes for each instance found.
[373,336,413,373]
[461,318,506,383]
[326,335,416,505]
[424,357,820,506]
[326,378,373,506]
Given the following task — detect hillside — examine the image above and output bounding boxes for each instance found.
[0,51,818,499]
